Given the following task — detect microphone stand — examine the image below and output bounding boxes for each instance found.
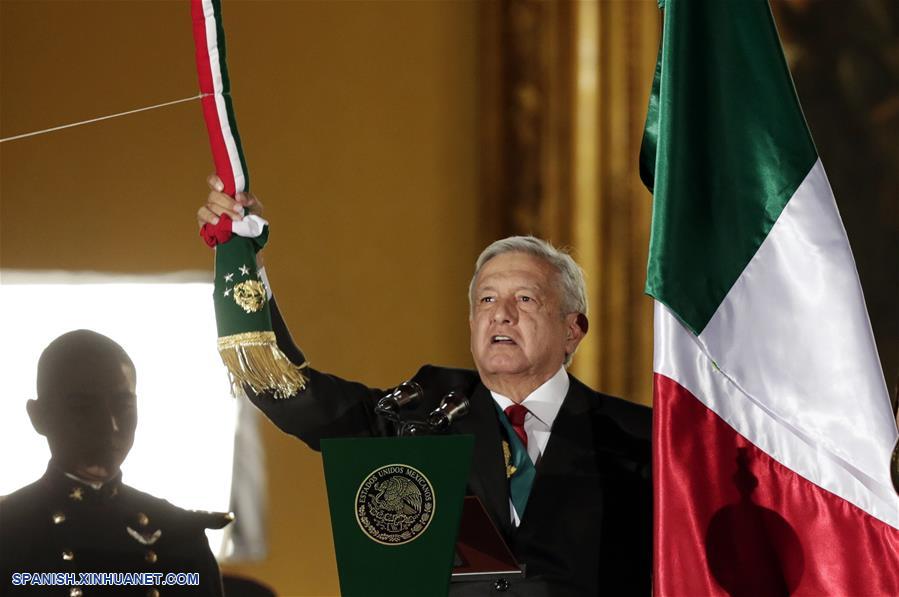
[374,383,469,437]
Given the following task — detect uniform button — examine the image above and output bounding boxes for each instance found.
[70,587,83,597]
[493,578,510,592]
[51,511,66,524]
[147,589,160,597]
[144,550,157,563]
[62,550,75,561]
[136,512,150,527]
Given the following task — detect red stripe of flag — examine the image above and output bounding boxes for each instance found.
[653,374,899,596]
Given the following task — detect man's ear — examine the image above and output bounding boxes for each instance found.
[26,399,48,436]
[575,313,589,336]
[564,313,588,351]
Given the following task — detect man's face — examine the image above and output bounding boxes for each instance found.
[35,357,137,482]
[469,252,582,389]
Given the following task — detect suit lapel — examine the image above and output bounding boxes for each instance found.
[538,378,595,470]
[519,377,599,529]
[452,382,513,536]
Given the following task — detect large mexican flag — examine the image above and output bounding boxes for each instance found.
[641,1,899,594]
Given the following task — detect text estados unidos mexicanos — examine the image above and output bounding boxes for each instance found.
[11,572,200,586]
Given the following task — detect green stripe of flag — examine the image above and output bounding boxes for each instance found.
[641,0,817,334]
[211,0,250,193]
[224,94,250,193]
[212,0,230,94]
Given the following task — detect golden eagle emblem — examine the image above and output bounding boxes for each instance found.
[373,475,422,517]
[232,280,266,313]
[355,464,435,545]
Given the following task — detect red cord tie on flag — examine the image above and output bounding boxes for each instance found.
[201,215,233,248]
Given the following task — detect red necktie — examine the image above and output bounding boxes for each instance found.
[504,404,529,449]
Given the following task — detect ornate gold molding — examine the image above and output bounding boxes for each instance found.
[480,1,661,405]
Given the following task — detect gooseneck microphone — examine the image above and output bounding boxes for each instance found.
[374,381,424,422]
[375,382,470,435]
[426,390,471,431]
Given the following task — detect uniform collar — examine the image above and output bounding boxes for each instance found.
[489,366,569,429]
[44,461,124,503]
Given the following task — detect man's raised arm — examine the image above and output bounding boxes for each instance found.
[196,176,396,448]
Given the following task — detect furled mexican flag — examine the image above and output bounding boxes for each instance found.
[191,0,306,398]
[641,1,899,595]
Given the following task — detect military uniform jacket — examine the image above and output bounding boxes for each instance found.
[247,302,653,596]
[0,465,229,596]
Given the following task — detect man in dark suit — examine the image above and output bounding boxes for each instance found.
[199,180,652,595]
[0,330,231,596]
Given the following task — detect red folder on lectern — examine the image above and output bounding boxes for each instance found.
[452,496,524,583]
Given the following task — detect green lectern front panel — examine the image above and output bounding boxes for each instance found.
[321,435,474,597]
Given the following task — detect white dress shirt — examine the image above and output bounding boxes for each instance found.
[490,366,569,526]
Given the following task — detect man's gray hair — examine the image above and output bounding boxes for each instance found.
[468,235,588,318]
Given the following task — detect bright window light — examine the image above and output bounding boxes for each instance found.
[0,271,237,555]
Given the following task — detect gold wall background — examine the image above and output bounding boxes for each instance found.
[2,1,663,595]
[477,0,661,403]
[2,2,480,594]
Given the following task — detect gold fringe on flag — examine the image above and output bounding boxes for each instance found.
[217,331,307,399]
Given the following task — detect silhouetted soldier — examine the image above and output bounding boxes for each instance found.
[0,330,231,596]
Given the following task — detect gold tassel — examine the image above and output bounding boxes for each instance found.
[217,331,307,399]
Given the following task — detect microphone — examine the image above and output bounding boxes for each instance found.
[375,381,423,420]
[426,390,470,431]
